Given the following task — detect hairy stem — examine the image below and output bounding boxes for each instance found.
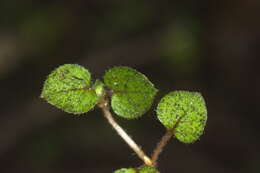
[98,100,153,166]
[151,130,173,166]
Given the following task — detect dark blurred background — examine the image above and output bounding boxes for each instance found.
[0,0,258,172]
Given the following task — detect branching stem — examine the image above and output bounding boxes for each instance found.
[151,130,173,167]
[98,99,153,166]
[151,117,183,166]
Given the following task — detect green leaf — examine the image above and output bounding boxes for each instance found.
[93,79,105,97]
[41,64,98,114]
[139,166,159,173]
[113,166,159,173]
[156,91,207,143]
[113,168,137,173]
[103,66,157,119]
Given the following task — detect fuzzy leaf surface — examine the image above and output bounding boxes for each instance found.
[41,64,98,114]
[104,66,157,119]
[113,168,137,173]
[157,91,207,143]
[139,166,159,173]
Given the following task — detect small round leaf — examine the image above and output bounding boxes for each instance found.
[114,168,137,173]
[41,64,98,114]
[157,91,207,143]
[139,166,159,173]
[103,66,157,119]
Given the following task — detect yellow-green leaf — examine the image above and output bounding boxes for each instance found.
[114,168,137,173]
[41,64,98,114]
[157,91,207,143]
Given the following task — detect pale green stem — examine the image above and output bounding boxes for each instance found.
[98,100,153,166]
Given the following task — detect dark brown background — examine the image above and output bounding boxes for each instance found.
[0,0,258,172]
